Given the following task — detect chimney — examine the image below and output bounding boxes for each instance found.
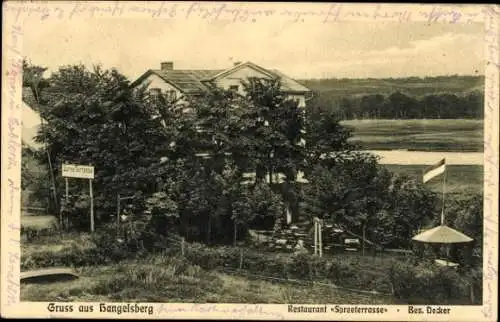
[161,61,174,71]
[233,61,242,66]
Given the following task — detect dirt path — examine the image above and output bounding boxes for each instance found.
[367,150,483,165]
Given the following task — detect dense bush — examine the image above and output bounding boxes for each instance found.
[182,242,392,293]
[90,255,223,301]
[388,259,478,304]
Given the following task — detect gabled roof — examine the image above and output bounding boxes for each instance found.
[131,69,223,95]
[131,61,311,95]
[207,61,277,81]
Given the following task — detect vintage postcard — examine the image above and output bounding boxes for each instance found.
[2,1,498,320]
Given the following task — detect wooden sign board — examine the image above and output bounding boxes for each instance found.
[62,164,94,179]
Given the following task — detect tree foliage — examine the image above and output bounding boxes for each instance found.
[308,90,484,120]
[24,60,480,257]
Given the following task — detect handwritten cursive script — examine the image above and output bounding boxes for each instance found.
[481,5,499,320]
[156,303,285,320]
[3,17,24,306]
[2,2,485,24]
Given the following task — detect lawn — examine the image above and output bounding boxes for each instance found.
[20,255,393,304]
[384,164,483,196]
[21,215,58,230]
[341,119,484,152]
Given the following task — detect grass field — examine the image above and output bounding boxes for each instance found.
[21,215,58,230]
[300,76,484,97]
[341,119,484,152]
[20,258,393,304]
[384,164,483,196]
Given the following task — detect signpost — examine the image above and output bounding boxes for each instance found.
[62,164,95,232]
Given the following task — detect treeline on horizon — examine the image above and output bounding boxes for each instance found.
[301,75,484,119]
[308,90,483,120]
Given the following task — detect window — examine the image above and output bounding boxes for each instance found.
[150,88,161,103]
[167,90,177,101]
[229,85,239,92]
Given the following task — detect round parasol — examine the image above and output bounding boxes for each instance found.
[412,225,473,244]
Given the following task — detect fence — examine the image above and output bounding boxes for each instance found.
[152,235,394,298]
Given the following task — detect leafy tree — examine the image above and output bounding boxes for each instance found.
[35,65,172,227]
[22,60,58,212]
[360,94,386,118]
[446,194,483,266]
[377,172,439,248]
[304,109,354,170]
[21,145,50,210]
[240,77,306,184]
[303,152,382,228]
[387,91,418,119]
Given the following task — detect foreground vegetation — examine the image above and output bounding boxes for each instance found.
[21,256,392,304]
[21,233,479,305]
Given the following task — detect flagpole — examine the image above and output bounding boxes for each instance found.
[441,165,446,225]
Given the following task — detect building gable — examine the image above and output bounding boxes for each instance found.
[211,63,276,95]
[131,61,312,107]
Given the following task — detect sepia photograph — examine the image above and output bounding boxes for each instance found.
[2,1,498,320]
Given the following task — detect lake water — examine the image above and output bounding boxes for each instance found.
[367,150,483,165]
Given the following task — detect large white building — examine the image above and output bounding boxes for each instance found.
[131,60,313,108]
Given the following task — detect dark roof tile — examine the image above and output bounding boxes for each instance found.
[151,69,223,94]
[147,63,311,94]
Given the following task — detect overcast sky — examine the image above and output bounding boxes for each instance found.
[21,5,484,81]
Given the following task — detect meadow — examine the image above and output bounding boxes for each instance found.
[22,215,58,230]
[341,119,484,152]
[21,258,393,304]
[20,232,477,305]
[300,75,484,97]
[384,164,483,196]
[20,234,394,304]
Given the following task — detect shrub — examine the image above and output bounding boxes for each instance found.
[90,256,223,301]
[388,259,472,304]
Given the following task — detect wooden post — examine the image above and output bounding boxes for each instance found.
[89,179,94,232]
[65,178,69,230]
[313,219,317,255]
[233,221,237,247]
[470,280,475,304]
[319,220,323,258]
[65,178,69,200]
[362,223,366,256]
[181,237,185,256]
[239,248,243,270]
[116,194,120,238]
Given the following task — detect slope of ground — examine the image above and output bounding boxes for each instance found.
[299,76,484,97]
[341,119,483,152]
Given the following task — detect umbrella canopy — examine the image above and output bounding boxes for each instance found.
[412,225,473,244]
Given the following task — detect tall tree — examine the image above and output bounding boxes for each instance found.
[240,77,306,184]
[22,60,58,213]
[35,65,172,225]
[304,109,354,171]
